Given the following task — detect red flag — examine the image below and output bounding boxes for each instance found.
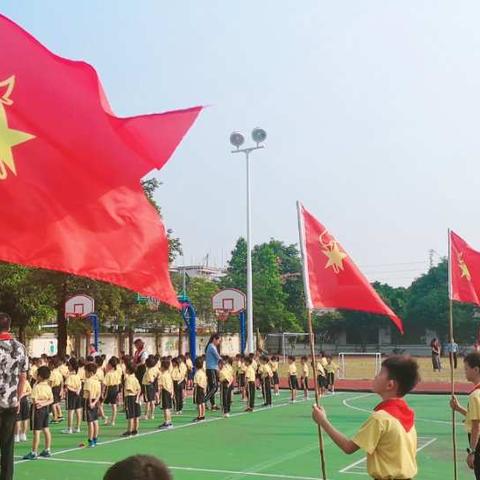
[449,230,480,306]
[0,15,203,307]
[297,202,404,333]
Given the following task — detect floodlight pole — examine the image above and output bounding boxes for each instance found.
[231,144,264,354]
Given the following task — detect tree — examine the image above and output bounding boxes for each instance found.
[186,277,219,326]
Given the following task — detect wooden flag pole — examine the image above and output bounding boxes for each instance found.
[448,228,458,480]
[307,308,328,480]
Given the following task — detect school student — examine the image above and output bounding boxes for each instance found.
[270,355,280,396]
[62,357,82,434]
[316,357,327,397]
[158,359,174,429]
[15,380,32,443]
[312,355,420,480]
[301,356,309,399]
[325,355,339,394]
[171,358,184,415]
[123,362,142,436]
[259,356,273,407]
[185,353,194,390]
[450,351,480,477]
[103,357,122,426]
[142,356,158,420]
[288,355,299,402]
[193,356,207,422]
[23,366,54,460]
[94,356,107,422]
[218,359,234,417]
[83,362,101,447]
[245,358,256,412]
[103,455,172,480]
[49,357,64,423]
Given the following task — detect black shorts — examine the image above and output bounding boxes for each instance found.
[52,386,62,404]
[30,405,49,431]
[125,396,141,419]
[302,377,309,389]
[289,375,299,390]
[84,404,99,423]
[144,383,156,403]
[194,386,205,405]
[272,372,279,385]
[327,373,335,386]
[17,397,30,421]
[66,391,82,411]
[317,375,328,388]
[238,373,246,387]
[104,386,119,405]
[161,390,173,410]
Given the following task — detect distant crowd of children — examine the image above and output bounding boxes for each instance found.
[18,350,338,460]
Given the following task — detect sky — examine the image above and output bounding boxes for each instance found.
[4,1,480,287]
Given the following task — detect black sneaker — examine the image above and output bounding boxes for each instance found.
[131,430,138,436]
[121,431,132,437]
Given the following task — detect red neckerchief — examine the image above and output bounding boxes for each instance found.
[374,398,415,432]
[0,332,13,341]
[470,383,480,394]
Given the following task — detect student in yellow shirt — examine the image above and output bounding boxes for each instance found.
[219,358,234,417]
[325,355,339,394]
[103,356,122,426]
[49,357,64,423]
[15,379,32,443]
[312,355,420,480]
[287,355,299,402]
[123,362,142,436]
[178,355,188,402]
[244,357,256,412]
[142,356,159,420]
[23,366,54,460]
[193,356,207,422]
[238,355,247,400]
[94,356,107,422]
[450,352,480,475]
[171,357,184,415]
[185,353,194,390]
[158,359,174,429]
[62,358,82,434]
[316,358,327,397]
[301,356,310,400]
[259,356,273,407]
[270,355,280,396]
[83,362,101,447]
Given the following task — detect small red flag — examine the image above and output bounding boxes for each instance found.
[0,15,203,307]
[449,230,480,306]
[297,202,404,333]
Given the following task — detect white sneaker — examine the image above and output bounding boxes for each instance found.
[223,413,230,418]
[20,433,27,442]
[74,428,81,433]
[14,435,19,443]
[61,428,73,434]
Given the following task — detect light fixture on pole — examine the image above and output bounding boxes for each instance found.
[230,127,267,354]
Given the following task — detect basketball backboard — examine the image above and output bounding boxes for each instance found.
[212,288,246,314]
[65,294,95,317]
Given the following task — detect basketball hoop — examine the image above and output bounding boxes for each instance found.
[214,309,231,323]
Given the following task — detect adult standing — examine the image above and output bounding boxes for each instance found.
[430,337,441,372]
[133,339,148,385]
[204,333,221,410]
[0,313,28,480]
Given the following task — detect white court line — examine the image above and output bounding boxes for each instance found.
[15,392,345,466]
[339,435,438,476]
[342,393,463,426]
[40,457,327,480]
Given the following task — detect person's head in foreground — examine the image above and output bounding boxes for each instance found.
[372,355,420,398]
[103,455,172,480]
[463,351,480,383]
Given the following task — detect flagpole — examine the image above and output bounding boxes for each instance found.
[297,201,327,480]
[448,228,458,480]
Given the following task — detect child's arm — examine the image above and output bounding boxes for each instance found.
[312,405,359,454]
[450,395,468,416]
[90,395,100,409]
[35,399,53,409]
[469,420,480,467]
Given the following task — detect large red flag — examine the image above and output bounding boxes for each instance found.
[0,15,202,307]
[297,202,404,333]
[449,230,480,306]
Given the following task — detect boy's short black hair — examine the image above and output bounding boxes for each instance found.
[161,359,170,371]
[126,362,136,375]
[103,454,172,480]
[464,352,480,369]
[108,356,119,369]
[301,356,307,361]
[37,365,51,381]
[146,357,156,369]
[382,355,420,397]
[194,357,203,369]
[85,362,98,375]
[95,356,104,367]
[288,355,295,361]
[68,358,79,373]
[245,358,252,366]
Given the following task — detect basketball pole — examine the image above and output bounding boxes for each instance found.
[447,229,458,480]
[307,308,328,480]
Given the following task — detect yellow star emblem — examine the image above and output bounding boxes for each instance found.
[319,231,348,274]
[0,76,35,180]
[458,253,471,281]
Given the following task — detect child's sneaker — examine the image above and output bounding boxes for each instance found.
[131,430,138,436]
[14,434,19,443]
[121,431,132,437]
[87,439,95,448]
[20,433,27,442]
[158,422,172,429]
[223,413,230,418]
[93,438,98,446]
[61,428,73,434]
[39,449,51,458]
[22,451,38,460]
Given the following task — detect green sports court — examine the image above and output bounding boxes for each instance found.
[13,390,468,480]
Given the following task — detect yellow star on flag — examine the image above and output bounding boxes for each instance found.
[0,76,35,180]
[322,241,348,274]
[458,255,471,281]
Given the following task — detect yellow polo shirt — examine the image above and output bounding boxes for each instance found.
[59,364,69,379]
[171,366,183,382]
[124,373,141,397]
[186,358,193,371]
[83,377,101,400]
[219,366,234,383]
[245,365,256,382]
[353,410,417,479]
[288,363,297,376]
[160,371,174,395]
[260,364,273,379]
[194,369,207,390]
[465,388,480,433]
[95,368,105,384]
[21,381,32,397]
[325,362,337,374]
[316,362,326,376]
[65,373,81,392]
[49,368,63,388]
[270,360,279,373]
[142,367,158,385]
[104,370,121,387]
[31,381,53,403]
[302,363,309,377]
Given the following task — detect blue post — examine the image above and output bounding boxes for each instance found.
[87,314,100,352]
[179,295,197,363]
[239,310,246,355]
